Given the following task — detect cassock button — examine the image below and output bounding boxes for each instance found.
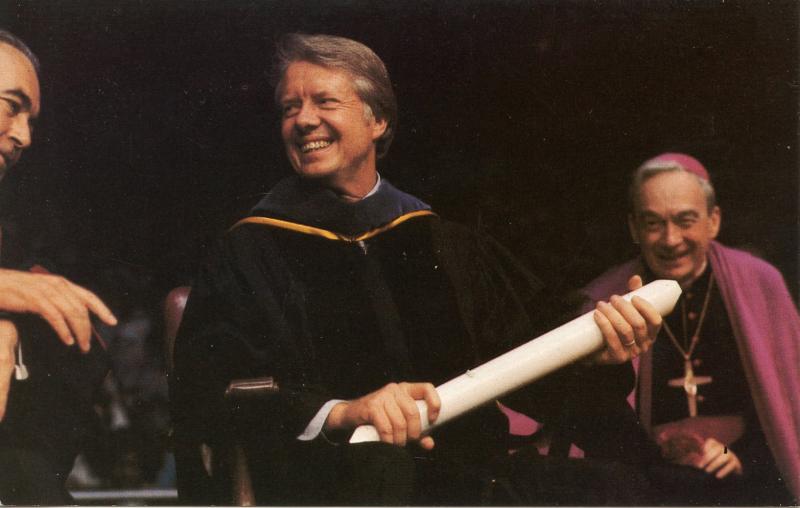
[688,311,698,320]
[686,292,694,300]
[693,358,702,367]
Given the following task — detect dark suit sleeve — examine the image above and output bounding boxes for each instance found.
[170,229,335,450]
[439,227,652,462]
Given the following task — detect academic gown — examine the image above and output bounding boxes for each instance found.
[171,176,648,505]
[0,288,109,504]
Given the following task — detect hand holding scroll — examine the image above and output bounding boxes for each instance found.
[326,382,441,449]
[590,275,663,365]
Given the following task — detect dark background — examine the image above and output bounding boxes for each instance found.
[2,0,798,303]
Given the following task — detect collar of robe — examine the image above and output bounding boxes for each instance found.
[233,174,434,242]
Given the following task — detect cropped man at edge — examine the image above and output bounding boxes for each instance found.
[582,153,798,505]
[0,29,118,504]
[171,33,665,505]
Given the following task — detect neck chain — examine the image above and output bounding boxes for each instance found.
[662,273,715,362]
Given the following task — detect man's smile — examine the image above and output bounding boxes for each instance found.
[655,250,690,264]
[299,139,332,153]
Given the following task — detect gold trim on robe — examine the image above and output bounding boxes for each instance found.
[230,210,437,243]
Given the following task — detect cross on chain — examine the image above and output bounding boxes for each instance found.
[667,358,712,417]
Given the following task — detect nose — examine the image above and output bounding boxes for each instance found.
[9,114,32,149]
[662,222,683,247]
[294,103,320,132]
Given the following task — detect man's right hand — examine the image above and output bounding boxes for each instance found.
[325,382,441,449]
[0,268,117,352]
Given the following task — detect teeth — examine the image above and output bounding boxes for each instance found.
[301,140,332,153]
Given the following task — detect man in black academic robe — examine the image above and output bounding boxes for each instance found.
[171,33,663,505]
[0,30,118,504]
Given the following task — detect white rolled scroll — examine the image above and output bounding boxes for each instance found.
[349,279,681,443]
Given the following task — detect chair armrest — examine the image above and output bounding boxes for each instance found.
[222,376,280,506]
[225,376,280,400]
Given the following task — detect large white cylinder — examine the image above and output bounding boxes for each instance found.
[350,279,681,443]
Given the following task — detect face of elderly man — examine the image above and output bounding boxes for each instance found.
[278,61,387,189]
[629,170,721,289]
[0,42,40,180]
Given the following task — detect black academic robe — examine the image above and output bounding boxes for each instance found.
[0,307,109,504]
[171,178,643,504]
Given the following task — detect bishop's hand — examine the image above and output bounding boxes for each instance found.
[325,382,441,450]
[590,275,663,364]
[698,437,743,479]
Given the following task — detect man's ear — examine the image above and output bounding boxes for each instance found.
[628,214,640,244]
[709,206,721,239]
[371,118,388,141]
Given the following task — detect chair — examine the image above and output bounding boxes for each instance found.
[164,286,278,506]
[164,288,567,504]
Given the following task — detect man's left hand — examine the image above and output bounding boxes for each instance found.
[590,275,663,364]
[697,437,743,479]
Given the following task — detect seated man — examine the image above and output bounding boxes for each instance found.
[583,153,798,505]
[0,29,118,504]
[171,33,664,505]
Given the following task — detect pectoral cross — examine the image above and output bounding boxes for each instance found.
[668,358,712,417]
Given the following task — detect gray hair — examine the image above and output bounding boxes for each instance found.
[272,33,397,159]
[629,161,717,214]
[0,29,40,74]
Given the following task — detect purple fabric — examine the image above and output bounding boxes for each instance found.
[708,242,800,498]
[640,152,710,181]
[582,241,800,499]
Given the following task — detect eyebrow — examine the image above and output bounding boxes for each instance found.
[280,89,340,102]
[637,209,662,217]
[637,210,701,220]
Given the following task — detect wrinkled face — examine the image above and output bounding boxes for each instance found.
[278,61,386,187]
[629,171,720,289]
[0,43,40,180]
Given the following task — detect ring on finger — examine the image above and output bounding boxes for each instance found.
[623,339,636,347]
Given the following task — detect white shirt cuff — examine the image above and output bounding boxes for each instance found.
[297,399,346,441]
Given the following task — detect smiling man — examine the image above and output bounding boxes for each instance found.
[0,29,118,504]
[171,33,665,505]
[582,153,799,504]
[279,59,389,200]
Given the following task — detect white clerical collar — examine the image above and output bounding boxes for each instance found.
[362,172,382,199]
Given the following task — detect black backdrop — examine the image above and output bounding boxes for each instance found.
[2,0,798,302]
